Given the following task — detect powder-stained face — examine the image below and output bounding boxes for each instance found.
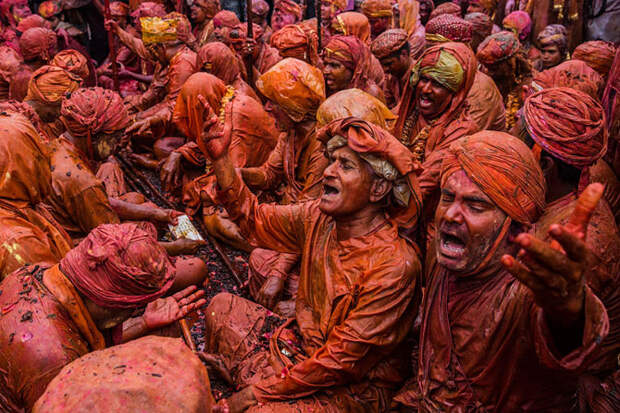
[320,146,376,217]
[12,3,32,22]
[540,43,563,70]
[368,16,390,38]
[435,170,509,273]
[190,4,208,24]
[271,8,298,32]
[415,74,453,120]
[419,2,433,25]
[323,57,353,95]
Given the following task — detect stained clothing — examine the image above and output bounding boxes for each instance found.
[210,171,421,409]
[465,70,506,131]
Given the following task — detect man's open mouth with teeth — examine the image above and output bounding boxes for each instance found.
[438,224,468,261]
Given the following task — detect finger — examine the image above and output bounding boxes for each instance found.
[514,234,576,277]
[548,225,588,269]
[178,290,206,307]
[180,298,207,317]
[566,183,604,238]
[172,285,197,301]
[501,255,547,293]
[518,252,569,295]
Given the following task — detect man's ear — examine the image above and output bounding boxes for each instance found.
[540,153,555,178]
[370,178,392,203]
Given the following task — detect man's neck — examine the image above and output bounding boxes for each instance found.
[334,207,388,241]
[293,118,315,139]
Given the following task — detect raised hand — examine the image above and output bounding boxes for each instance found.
[501,184,604,328]
[197,95,232,161]
[142,286,206,330]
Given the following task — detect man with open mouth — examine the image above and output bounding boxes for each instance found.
[394,131,609,411]
[199,117,424,412]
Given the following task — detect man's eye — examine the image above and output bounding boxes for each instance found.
[469,203,487,213]
[440,193,454,202]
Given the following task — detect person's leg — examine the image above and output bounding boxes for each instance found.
[170,257,208,293]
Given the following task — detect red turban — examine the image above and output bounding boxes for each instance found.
[19,27,58,62]
[16,14,51,32]
[524,87,607,169]
[425,14,472,44]
[464,12,492,39]
[371,28,409,59]
[361,0,393,18]
[502,11,532,42]
[60,87,130,138]
[25,65,82,104]
[274,0,303,21]
[52,49,90,81]
[428,2,460,20]
[196,42,243,85]
[38,0,61,18]
[316,117,422,228]
[212,10,240,28]
[60,223,175,309]
[573,41,616,78]
[532,60,603,100]
[441,131,546,225]
[271,24,319,65]
[332,12,371,44]
[476,30,520,65]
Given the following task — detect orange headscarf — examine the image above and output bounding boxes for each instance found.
[361,0,393,18]
[173,72,228,142]
[51,49,90,82]
[270,23,319,65]
[25,65,82,104]
[324,35,376,94]
[316,88,396,129]
[332,12,371,44]
[196,42,244,85]
[18,27,57,61]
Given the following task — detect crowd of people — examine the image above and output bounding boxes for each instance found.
[0,0,619,411]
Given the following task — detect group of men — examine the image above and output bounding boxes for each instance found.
[0,0,619,411]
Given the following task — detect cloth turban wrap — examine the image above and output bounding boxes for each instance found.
[110,1,129,17]
[52,49,90,81]
[464,12,492,38]
[38,0,62,18]
[361,0,393,18]
[325,0,347,11]
[251,0,270,17]
[532,60,603,100]
[197,42,242,85]
[25,65,82,104]
[476,31,520,65]
[0,100,45,138]
[371,28,409,59]
[524,87,608,169]
[441,131,546,225]
[428,2,460,20]
[213,10,240,28]
[274,0,303,20]
[317,117,422,228]
[425,14,472,44]
[256,58,325,122]
[537,24,567,51]
[271,24,318,63]
[573,41,616,78]
[16,15,51,32]
[502,11,532,42]
[0,45,22,84]
[332,12,371,44]
[411,45,465,93]
[316,88,396,129]
[60,223,175,309]
[230,22,263,42]
[194,0,220,19]
[130,2,166,19]
[61,87,130,138]
[324,35,368,72]
[19,27,57,61]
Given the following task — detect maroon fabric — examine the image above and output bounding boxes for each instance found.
[60,223,175,309]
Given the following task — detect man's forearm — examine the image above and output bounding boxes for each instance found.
[213,154,237,191]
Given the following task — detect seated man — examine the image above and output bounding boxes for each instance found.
[0,223,206,411]
[203,117,423,412]
[394,131,609,411]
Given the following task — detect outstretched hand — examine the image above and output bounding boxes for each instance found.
[142,286,206,330]
[501,184,604,328]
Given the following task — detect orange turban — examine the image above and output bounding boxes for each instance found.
[324,35,375,91]
[25,65,82,104]
[274,0,303,21]
[316,88,396,129]
[532,60,603,100]
[19,27,58,62]
[0,100,47,140]
[331,12,371,44]
[0,45,23,84]
[361,0,393,18]
[51,49,90,81]
[371,28,409,59]
[60,223,175,309]
[212,10,240,28]
[572,41,616,78]
[38,0,62,18]
[317,117,422,228]
[441,131,546,225]
[60,87,130,138]
[524,87,607,169]
[428,2,460,20]
[270,24,319,65]
[256,58,325,122]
